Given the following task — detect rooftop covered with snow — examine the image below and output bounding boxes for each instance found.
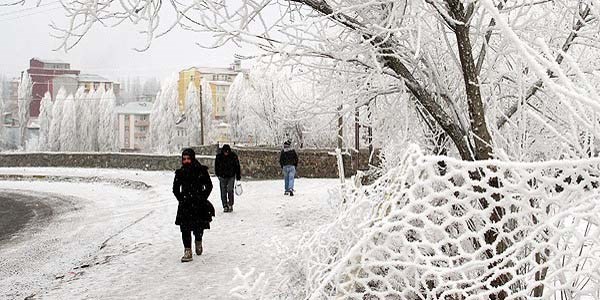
[78,73,113,83]
[116,101,153,115]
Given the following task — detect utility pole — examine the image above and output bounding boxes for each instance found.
[353,102,360,172]
[337,104,343,149]
[367,100,373,158]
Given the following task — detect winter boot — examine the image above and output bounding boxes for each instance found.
[229,205,233,212]
[195,240,203,255]
[223,206,229,213]
[181,248,193,262]
[289,191,294,196]
[284,191,290,195]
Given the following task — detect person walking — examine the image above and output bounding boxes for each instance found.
[173,148,214,262]
[215,144,241,212]
[279,140,298,196]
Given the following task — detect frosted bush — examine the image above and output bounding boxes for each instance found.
[238,145,600,299]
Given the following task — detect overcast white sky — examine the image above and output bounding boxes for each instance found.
[0,2,253,80]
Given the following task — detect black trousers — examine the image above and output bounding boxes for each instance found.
[219,176,235,208]
[181,228,204,248]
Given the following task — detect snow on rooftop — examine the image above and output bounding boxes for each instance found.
[116,101,153,115]
[194,66,240,75]
[78,73,113,83]
[53,74,79,79]
[32,57,68,64]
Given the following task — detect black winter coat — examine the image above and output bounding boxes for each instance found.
[215,152,241,179]
[279,149,298,168]
[173,161,215,230]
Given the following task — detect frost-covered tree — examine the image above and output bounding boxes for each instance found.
[49,0,600,161]
[17,72,32,148]
[150,75,179,153]
[200,78,214,144]
[226,69,338,147]
[148,89,162,151]
[48,88,66,151]
[37,92,53,151]
[59,93,77,151]
[185,82,202,146]
[98,88,117,152]
[225,71,286,145]
[83,87,104,151]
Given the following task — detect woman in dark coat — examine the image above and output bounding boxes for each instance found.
[173,148,214,262]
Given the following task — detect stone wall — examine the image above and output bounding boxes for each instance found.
[234,147,376,179]
[0,152,212,172]
[0,148,379,179]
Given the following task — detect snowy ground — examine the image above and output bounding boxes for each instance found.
[0,167,339,299]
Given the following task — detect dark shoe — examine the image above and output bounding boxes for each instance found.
[229,206,233,212]
[223,206,229,213]
[195,240,203,255]
[181,248,193,262]
[289,191,294,196]
[284,191,289,195]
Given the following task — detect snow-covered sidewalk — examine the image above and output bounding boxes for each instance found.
[0,168,339,299]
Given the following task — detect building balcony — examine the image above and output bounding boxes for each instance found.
[134,120,149,126]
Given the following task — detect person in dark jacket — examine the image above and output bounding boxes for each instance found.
[173,148,214,262]
[214,144,241,212]
[279,140,298,196]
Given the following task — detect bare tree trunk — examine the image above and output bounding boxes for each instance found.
[447,0,493,160]
[444,2,509,298]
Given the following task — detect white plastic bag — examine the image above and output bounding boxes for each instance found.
[234,182,243,196]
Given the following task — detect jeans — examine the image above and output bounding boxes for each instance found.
[219,176,235,208]
[181,229,204,248]
[283,165,296,192]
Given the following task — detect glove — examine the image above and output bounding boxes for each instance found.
[236,175,241,181]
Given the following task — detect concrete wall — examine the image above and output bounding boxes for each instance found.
[0,147,379,179]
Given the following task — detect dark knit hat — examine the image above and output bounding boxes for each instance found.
[182,148,196,161]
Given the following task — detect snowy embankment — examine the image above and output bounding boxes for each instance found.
[0,167,339,299]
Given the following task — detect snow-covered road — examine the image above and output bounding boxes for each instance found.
[0,168,339,299]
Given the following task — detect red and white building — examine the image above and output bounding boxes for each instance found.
[20,58,120,118]
[27,58,80,117]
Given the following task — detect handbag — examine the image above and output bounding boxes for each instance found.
[234,182,243,196]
